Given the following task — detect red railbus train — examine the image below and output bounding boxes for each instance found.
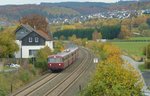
[47,47,79,71]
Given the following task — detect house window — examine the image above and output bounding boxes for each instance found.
[20,31,24,34]
[29,37,32,42]
[29,50,38,56]
[35,37,39,43]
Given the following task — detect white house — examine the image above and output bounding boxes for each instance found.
[15,24,53,58]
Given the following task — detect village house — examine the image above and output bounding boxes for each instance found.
[15,24,53,58]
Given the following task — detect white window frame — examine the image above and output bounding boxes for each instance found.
[29,37,32,42]
[20,31,24,34]
[35,37,39,43]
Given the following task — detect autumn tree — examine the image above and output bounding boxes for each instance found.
[132,16,147,27]
[121,19,131,26]
[69,34,77,42]
[92,31,102,41]
[82,38,88,47]
[59,35,65,40]
[85,41,103,59]
[53,40,64,53]
[82,43,143,96]
[20,14,49,33]
[118,25,131,39]
[0,26,19,58]
[68,35,87,46]
[35,46,52,71]
[138,23,149,35]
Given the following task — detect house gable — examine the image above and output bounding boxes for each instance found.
[16,26,31,40]
[22,31,46,46]
[15,24,53,58]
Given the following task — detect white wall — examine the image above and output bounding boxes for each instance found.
[46,41,54,50]
[15,40,22,58]
[15,40,53,58]
[22,46,45,58]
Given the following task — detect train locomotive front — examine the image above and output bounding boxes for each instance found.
[48,55,64,71]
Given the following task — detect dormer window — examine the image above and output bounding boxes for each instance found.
[35,37,39,43]
[29,37,32,42]
[20,31,24,34]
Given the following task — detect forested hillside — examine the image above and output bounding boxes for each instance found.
[1,1,150,20]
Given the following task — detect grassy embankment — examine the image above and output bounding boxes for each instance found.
[112,37,150,72]
[0,64,41,96]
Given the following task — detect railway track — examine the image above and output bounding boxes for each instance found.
[44,48,93,96]
[11,73,59,96]
[10,48,89,96]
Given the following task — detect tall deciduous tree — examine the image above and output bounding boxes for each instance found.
[0,27,19,57]
[92,31,102,41]
[118,25,131,39]
[20,14,49,33]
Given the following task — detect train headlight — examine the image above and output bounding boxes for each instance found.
[49,64,51,66]
[59,64,61,66]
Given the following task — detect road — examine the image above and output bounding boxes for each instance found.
[121,55,150,95]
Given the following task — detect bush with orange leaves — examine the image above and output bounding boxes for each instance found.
[81,42,143,96]
[103,43,121,56]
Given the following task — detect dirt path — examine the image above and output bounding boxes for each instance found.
[121,55,150,95]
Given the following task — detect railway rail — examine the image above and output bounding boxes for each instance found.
[44,48,93,96]
[10,73,59,96]
[10,48,93,96]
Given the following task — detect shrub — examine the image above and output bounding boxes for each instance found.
[145,59,150,69]
[35,60,47,71]
[143,44,150,59]
[19,70,30,83]
[0,89,6,96]
[35,46,52,71]
[28,64,36,76]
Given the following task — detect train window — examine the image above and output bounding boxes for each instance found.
[48,58,62,63]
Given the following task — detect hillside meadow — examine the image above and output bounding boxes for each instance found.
[112,40,149,61]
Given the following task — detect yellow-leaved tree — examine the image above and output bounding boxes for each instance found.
[53,40,64,53]
[81,43,143,96]
[0,26,19,57]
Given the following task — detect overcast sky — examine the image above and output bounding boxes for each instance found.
[0,0,119,5]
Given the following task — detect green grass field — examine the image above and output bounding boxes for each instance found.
[112,42,149,57]
[130,37,150,40]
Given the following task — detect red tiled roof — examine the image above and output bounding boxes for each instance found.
[36,30,51,41]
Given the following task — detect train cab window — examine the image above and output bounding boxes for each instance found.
[48,58,62,63]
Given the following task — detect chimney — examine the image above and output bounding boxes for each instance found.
[34,25,36,29]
